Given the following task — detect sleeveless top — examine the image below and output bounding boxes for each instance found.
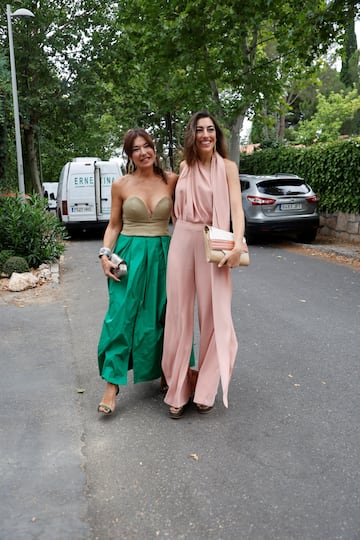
[121,196,172,236]
[174,154,231,230]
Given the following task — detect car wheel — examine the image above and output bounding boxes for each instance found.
[245,232,259,245]
[245,221,256,244]
[296,229,318,243]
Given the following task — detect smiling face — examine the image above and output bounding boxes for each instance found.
[131,136,156,170]
[195,117,216,156]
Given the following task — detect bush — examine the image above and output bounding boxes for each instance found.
[0,193,68,268]
[2,256,30,277]
[0,249,15,273]
[239,138,360,214]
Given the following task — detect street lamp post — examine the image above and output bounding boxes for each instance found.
[6,4,34,200]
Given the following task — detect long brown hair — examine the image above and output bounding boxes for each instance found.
[183,110,228,166]
[122,128,167,182]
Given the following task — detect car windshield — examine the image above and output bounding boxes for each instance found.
[257,179,310,196]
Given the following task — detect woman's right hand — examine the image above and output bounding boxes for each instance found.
[100,256,121,281]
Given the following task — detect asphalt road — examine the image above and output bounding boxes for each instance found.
[0,238,359,540]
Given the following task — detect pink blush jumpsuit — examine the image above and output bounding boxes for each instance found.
[162,156,238,409]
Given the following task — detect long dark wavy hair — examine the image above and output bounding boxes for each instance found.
[183,110,228,166]
[123,128,167,182]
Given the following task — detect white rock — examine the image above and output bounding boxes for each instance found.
[51,273,60,285]
[8,272,39,292]
[39,268,52,280]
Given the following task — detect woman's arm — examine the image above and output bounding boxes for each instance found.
[226,159,245,246]
[166,170,178,225]
[100,178,124,280]
[219,159,245,267]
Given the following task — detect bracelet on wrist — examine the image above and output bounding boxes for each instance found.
[98,247,112,259]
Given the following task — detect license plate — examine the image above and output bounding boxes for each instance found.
[280,203,303,210]
[71,205,92,213]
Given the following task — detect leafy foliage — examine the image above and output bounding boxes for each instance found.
[0,194,68,268]
[0,249,15,273]
[340,1,359,88]
[0,0,119,192]
[0,50,11,185]
[104,0,349,162]
[2,255,29,277]
[0,0,355,183]
[294,90,360,144]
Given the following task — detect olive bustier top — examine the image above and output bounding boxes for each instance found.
[121,196,172,236]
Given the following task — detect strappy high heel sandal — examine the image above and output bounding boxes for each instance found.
[169,405,185,419]
[97,385,119,415]
[168,397,192,419]
[196,404,214,414]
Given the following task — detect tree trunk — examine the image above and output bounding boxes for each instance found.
[278,113,286,141]
[24,125,42,194]
[262,102,269,140]
[165,112,174,170]
[228,113,245,168]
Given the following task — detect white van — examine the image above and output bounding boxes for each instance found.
[56,158,121,232]
[42,182,58,210]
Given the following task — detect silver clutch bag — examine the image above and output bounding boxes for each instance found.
[110,253,127,278]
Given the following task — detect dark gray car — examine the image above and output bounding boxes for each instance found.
[240,173,320,243]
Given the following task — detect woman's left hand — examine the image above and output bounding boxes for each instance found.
[218,248,242,268]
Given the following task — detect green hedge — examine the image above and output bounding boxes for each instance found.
[239,138,360,214]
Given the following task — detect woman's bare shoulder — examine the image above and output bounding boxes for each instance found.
[115,173,132,183]
[223,158,238,174]
[165,170,178,183]
[164,171,178,194]
[112,175,132,198]
[179,160,186,173]
[114,174,132,188]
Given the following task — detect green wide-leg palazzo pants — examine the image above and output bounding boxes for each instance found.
[98,234,170,385]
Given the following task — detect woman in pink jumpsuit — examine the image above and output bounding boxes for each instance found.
[162,111,246,418]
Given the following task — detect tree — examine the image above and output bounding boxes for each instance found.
[340,1,359,88]
[100,0,352,165]
[294,89,360,144]
[0,0,354,188]
[0,50,10,186]
[0,0,120,192]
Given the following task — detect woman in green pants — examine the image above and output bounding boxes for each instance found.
[97,129,177,415]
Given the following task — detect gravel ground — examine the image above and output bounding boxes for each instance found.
[282,234,360,273]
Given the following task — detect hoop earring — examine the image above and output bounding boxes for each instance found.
[213,143,217,155]
[128,159,135,174]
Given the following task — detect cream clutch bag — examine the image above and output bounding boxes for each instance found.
[203,225,250,266]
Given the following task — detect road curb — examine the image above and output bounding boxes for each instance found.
[301,243,360,260]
